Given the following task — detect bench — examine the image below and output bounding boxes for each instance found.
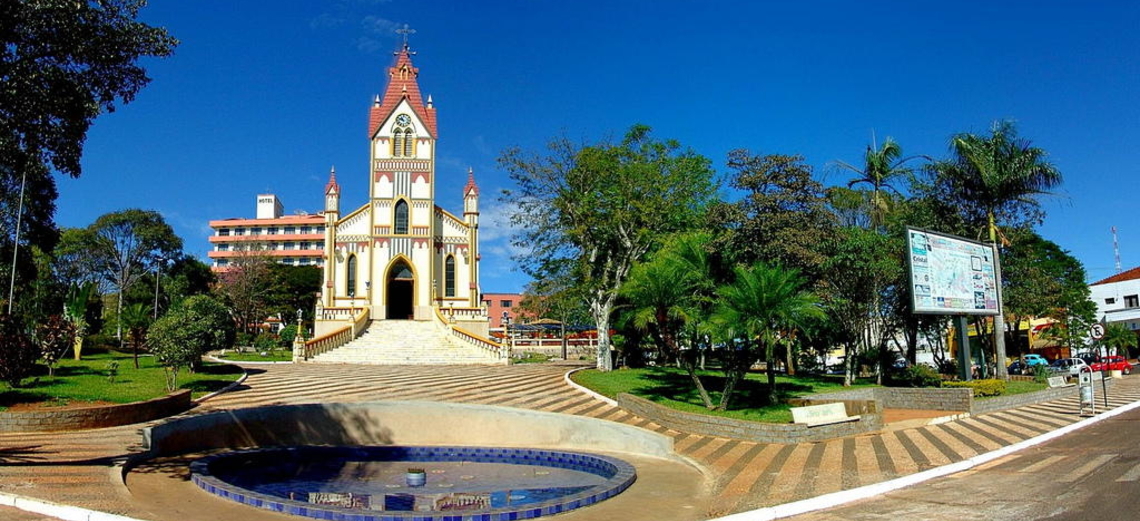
[791,402,860,427]
[1047,376,1074,388]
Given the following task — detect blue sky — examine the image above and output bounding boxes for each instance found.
[62,0,1139,292]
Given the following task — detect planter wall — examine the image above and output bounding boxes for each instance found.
[0,390,192,433]
[616,393,883,443]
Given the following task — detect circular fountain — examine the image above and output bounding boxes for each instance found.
[190,445,636,521]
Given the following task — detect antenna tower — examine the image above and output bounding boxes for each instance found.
[1113,226,1122,274]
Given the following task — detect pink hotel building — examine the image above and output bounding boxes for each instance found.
[207,194,326,271]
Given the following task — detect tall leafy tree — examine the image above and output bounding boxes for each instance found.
[710,262,825,408]
[1,1,176,308]
[500,125,717,371]
[931,121,1063,378]
[83,209,182,342]
[1101,323,1138,357]
[708,151,835,280]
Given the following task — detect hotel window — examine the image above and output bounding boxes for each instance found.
[1126,295,1139,308]
[218,229,230,236]
[1106,298,1116,305]
[394,200,409,234]
[300,226,310,234]
[234,228,244,236]
[251,227,262,235]
[500,300,512,308]
[284,227,295,234]
[284,242,295,250]
[445,255,456,297]
[267,227,278,235]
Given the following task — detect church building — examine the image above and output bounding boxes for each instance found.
[318,41,482,326]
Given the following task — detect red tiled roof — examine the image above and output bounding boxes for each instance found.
[1091,266,1140,286]
[368,46,437,139]
[464,168,478,197]
[325,167,340,195]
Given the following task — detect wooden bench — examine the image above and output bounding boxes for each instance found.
[791,402,860,427]
[1047,376,1074,388]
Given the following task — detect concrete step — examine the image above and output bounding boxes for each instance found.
[310,319,501,365]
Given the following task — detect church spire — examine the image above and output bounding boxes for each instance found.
[368,25,437,139]
[464,167,479,197]
[324,166,340,195]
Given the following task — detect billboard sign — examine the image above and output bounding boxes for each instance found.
[907,227,1000,316]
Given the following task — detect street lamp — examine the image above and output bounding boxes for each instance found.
[153,256,168,320]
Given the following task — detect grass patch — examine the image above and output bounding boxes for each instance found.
[571,367,877,423]
[0,353,244,410]
[512,352,554,364]
[216,349,293,362]
[976,379,1048,398]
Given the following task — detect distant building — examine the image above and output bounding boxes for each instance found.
[1089,267,1140,331]
[482,293,525,328]
[207,194,326,271]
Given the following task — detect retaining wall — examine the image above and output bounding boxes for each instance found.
[0,390,192,433]
[616,393,883,443]
[142,400,675,459]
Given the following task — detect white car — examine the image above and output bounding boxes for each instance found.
[1049,357,1089,377]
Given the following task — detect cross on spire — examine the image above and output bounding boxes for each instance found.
[396,23,416,51]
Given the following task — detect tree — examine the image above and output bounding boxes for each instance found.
[36,314,74,377]
[931,121,1063,378]
[214,245,275,335]
[83,209,182,343]
[819,227,903,385]
[264,264,321,324]
[708,151,835,280]
[620,233,717,408]
[62,281,95,359]
[1101,323,1138,357]
[710,262,825,408]
[0,313,38,387]
[833,137,924,229]
[148,295,234,391]
[1,1,176,311]
[500,125,717,371]
[119,302,151,368]
[1001,231,1090,355]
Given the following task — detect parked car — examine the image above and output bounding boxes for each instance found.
[1007,360,1026,375]
[1089,355,1133,375]
[1049,357,1089,377]
[1023,354,1049,367]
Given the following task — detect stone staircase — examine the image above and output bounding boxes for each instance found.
[309,319,501,365]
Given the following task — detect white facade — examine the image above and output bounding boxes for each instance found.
[318,44,482,324]
[256,194,284,219]
[1089,267,1140,331]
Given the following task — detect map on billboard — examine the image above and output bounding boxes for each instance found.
[907,227,1000,315]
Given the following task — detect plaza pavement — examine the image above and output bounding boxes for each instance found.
[3,361,1140,520]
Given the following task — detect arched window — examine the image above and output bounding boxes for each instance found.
[394,200,409,234]
[444,255,456,298]
[403,129,414,157]
[392,132,404,157]
[346,254,357,297]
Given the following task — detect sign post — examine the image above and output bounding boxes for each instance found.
[907,228,1001,380]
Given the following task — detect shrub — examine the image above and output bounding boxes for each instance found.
[891,364,943,388]
[0,314,39,387]
[253,332,278,350]
[1032,364,1050,383]
[36,315,76,377]
[278,325,305,346]
[106,360,120,383]
[148,295,236,391]
[943,378,1007,397]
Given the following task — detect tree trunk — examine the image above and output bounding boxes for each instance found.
[843,342,855,386]
[784,340,796,376]
[592,297,614,371]
[680,358,715,409]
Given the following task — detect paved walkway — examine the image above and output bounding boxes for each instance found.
[3,362,1140,520]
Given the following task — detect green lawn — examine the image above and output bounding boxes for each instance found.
[0,353,244,410]
[216,349,293,362]
[512,352,554,364]
[982,379,1048,398]
[572,367,877,423]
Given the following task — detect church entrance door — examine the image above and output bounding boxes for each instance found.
[386,261,414,320]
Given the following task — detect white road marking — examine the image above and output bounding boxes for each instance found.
[1018,455,1066,474]
[1058,454,1116,483]
[1115,462,1140,482]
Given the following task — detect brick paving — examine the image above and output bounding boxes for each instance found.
[3,361,1139,520]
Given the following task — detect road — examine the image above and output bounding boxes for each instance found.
[791,406,1140,521]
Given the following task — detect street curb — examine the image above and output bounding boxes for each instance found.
[710,396,1140,521]
[193,368,249,403]
[0,491,142,521]
[564,367,618,407]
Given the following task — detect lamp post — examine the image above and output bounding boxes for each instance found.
[152,256,166,320]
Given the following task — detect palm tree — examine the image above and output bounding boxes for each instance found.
[835,137,924,229]
[936,121,1062,379]
[1102,323,1138,357]
[711,262,825,408]
[620,232,716,408]
[120,302,152,368]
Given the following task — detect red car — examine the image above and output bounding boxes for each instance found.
[1089,355,1133,375]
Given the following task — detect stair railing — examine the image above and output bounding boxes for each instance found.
[303,306,370,360]
[434,307,507,360]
